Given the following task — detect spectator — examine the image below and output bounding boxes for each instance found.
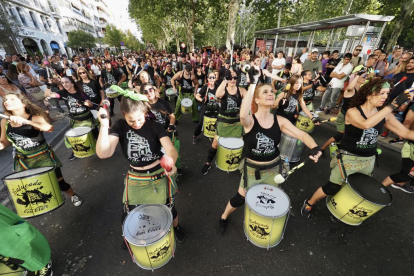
[2,54,12,72]
[350,45,364,68]
[300,47,309,63]
[385,47,403,74]
[321,51,330,75]
[11,54,19,65]
[303,48,322,79]
[318,53,353,114]
[291,56,303,75]
[6,63,25,93]
[374,50,388,77]
[271,51,286,76]
[0,55,2,66]
[324,50,341,84]
[384,52,411,78]
[50,56,64,75]
[27,57,41,73]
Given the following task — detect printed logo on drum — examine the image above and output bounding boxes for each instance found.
[255,191,276,210]
[70,137,91,153]
[249,219,270,239]
[149,240,170,262]
[205,120,216,132]
[225,152,242,166]
[347,206,373,218]
[253,133,275,156]
[12,180,53,213]
[330,198,338,209]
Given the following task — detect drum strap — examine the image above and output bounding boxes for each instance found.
[336,151,348,182]
[217,116,239,124]
[14,144,56,171]
[246,158,281,182]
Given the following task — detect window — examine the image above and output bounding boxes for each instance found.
[56,20,64,34]
[40,15,49,30]
[29,11,39,28]
[46,18,52,29]
[16,7,28,26]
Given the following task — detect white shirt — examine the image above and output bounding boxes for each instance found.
[91,64,101,76]
[300,52,309,63]
[330,62,353,88]
[271,57,286,75]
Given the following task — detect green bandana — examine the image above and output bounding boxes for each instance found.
[382,82,391,89]
[109,85,148,102]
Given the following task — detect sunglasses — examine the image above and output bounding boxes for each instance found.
[0,75,6,79]
[208,76,216,79]
[79,72,87,75]
[143,88,155,94]
[355,49,362,52]
[228,76,238,80]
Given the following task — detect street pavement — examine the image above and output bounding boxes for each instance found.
[1,98,414,276]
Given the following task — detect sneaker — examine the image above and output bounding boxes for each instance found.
[174,225,186,242]
[301,200,313,218]
[71,194,83,206]
[219,218,227,235]
[325,109,331,115]
[35,260,52,276]
[380,131,388,138]
[391,183,414,194]
[201,163,212,175]
[177,168,182,176]
[192,136,198,145]
[68,152,76,161]
[389,138,404,144]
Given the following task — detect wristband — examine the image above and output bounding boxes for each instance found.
[309,146,321,157]
[387,103,398,112]
[168,124,176,130]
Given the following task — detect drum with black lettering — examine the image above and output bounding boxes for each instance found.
[203,114,217,138]
[123,204,176,271]
[0,262,27,276]
[216,137,244,172]
[181,98,192,114]
[296,111,317,133]
[65,127,96,158]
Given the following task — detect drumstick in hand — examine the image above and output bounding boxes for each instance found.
[0,113,9,119]
[320,117,337,123]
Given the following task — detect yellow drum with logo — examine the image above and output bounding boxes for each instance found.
[326,173,392,226]
[0,262,27,276]
[65,127,96,158]
[279,133,305,162]
[3,167,64,218]
[296,111,317,133]
[123,204,176,271]
[181,98,192,114]
[244,184,290,249]
[203,115,217,138]
[216,137,244,172]
[305,101,314,112]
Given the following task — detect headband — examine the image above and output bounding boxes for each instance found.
[371,82,390,91]
[109,85,148,102]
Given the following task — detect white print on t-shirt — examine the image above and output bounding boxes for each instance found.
[252,132,275,156]
[165,75,172,86]
[226,97,238,111]
[126,130,157,162]
[356,128,378,148]
[82,84,97,99]
[284,96,298,114]
[106,72,116,85]
[239,73,247,86]
[182,78,192,90]
[8,132,39,151]
[151,109,165,125]
[303,87,314,99]
[67,96,86,114]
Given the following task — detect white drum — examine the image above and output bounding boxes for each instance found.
[181,98,192,114]
[279,133,305,162]
[216,137,244,172]
[244,184,290,249]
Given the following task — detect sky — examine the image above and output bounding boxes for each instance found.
[108,0,142,41]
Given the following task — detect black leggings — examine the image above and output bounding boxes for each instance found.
[55,168,71,191]
[109,96,122,112]
[389,158,414,184]
[194,109,205,136]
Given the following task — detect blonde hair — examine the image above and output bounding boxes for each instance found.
[16,62,28,74]
[3,93,49,122]
[77,67,94,80]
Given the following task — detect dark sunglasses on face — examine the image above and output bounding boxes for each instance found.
[228,76,238,80]
[355,49,362,52]
[208,76,216,79]
[79,71,87,75]
[143,88,155,94]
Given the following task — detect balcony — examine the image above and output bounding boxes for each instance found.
[99,21,107,28]
[98,12,109,22]
[63,24,78,32]
[95,1,108,14]
[51,12,62,19]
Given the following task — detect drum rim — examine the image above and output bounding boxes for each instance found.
[2,166,55,181]
[0,261,28,274]
[181,98,192,106]
[218,137,244,150]
[345,181,393,206]
[245,184,291,218]
[123,204,173,246]
[65,126,93,137]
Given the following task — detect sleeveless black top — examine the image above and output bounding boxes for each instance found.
[340,88,357,115]
[340,106,385,157]
[276,93,299,124]
[219,87,242,118]
[245,114,281,162]
[6,115,46,152]
[180,72,193,93]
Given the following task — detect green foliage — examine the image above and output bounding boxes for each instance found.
[124,30,144,50]
[67,30,96,50]
[0,0,22,54]
[103,24,126,51]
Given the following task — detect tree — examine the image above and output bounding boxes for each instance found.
[124,30,144,51]
[0,0,22,54]
[226,0,241,51]
[67,30,96,50]
[103,24,126,52]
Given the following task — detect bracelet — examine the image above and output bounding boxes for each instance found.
[168,124,176,130]
[387,103,398,111]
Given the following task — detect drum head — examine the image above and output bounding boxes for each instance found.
[218,137,244,149]
[299,111,318,118]
[123,205,173,246]
[348,173,392,205]
[181,98,192,107]
[246,184,290,218]
[4,167,54,180]
[65,127,92,137]
[166,88,175,95]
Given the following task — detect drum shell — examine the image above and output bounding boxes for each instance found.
[326,182,391,226]
[165,88,176,98]
[181,98,192,114]
[127,225,176,270]
[3,167,64,218]
[106,92,120,98]
[0,262,27,276]
[295,112,315,133]
[216,138,244,172]
[279,133,305,162]
[65,127,96,158]
[203,115,217,138]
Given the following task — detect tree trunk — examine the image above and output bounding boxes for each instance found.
[185,0,196,51]
[385,0,414,53]
[226,0,241,51]
[175,37,180,53]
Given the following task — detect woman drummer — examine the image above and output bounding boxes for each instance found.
[45,77,97,161]
[200,70,247,175]
[301,79,414,218]
[218,75,322,234]
[95,88,186,243]
[0,93,82,206]
[142,83,182,176]
[77,67,104,109]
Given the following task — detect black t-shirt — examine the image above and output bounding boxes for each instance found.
[6,116,46,152]
[100,68,123,87]
[79,80,102,105]
[119,65,129,81]
[162,71,175,88]
[325,58,341,77]
[51,62,63,75]
[149,99,173,128]
[388,72,414,101]
[56,89,89,115]
[277,94,299,124]
[218,67,230,80]
[302,81,315,101]
[109,119,168,167]
[198,84,219,111]
[236,69,248,88]
[195,72,206,87]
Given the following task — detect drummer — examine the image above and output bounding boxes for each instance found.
[142,83,182,176]
[45,77,97,161]
[193,72,219,145]
[77,67,104,110]
[95,88,186,243]
[171,64,200,122]
[201,70,246,175]
[301,79,414,218]
[218,75,322,234]
[301,70,317,112]
[99,60,126,117]
[0,93,82,206]
[161,63,176,100]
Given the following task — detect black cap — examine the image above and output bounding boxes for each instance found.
[104,60,111,64]
[225,59,231,64]
[185,64,192,71]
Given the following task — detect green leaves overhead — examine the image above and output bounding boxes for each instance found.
[67,30,96,50]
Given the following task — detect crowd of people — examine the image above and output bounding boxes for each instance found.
[0,43,414,275]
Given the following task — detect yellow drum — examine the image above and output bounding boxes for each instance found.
[244,184,290,249]
[65,127,96,158]
[203,115,217,138]
[296,111,317,133]
[123,204,176,271]
[0,262,27,276]
[329,143,339,158]
[279,133,305,162]
[216,137,244,172]
[166,88,176,101]
[105,87,120,98]
[3,167,64,218]
[326,173,392,226]
[181,98,192,114]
